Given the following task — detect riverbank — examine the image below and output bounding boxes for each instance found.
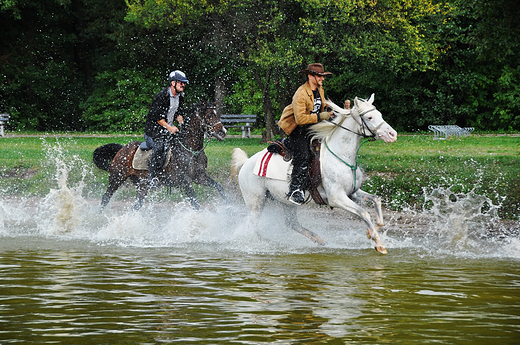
[1,135,519,220]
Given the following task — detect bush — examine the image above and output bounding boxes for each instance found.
[80,69,162,132]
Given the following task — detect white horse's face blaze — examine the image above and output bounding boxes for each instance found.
[362,109,397,143]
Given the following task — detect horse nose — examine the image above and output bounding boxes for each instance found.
[387,129,398,142]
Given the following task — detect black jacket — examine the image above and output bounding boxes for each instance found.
[144,87,185,137]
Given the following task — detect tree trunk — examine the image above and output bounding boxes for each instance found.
[253,68,279,142]
[214,76,227,114]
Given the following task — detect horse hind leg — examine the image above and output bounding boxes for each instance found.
[130,174,149,210]
[282,204,325,246]
[101,172,128,210]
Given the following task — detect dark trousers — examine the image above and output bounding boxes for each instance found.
[285,126,311,193]
[148,135,167,179]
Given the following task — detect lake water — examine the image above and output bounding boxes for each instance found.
[1,178,519,344]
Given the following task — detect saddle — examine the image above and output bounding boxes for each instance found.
[132,144,171,171]
[266,138,326,205]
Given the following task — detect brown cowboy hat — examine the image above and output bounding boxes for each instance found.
[298,63,333,76]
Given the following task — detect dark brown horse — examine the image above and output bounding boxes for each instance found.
[93,102,228,210]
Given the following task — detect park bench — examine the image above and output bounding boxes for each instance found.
[221,114,257,138]
[0,113,10,137]
[428,125,474,140]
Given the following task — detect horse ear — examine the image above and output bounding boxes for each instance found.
[368,93,375,104]
[354,97,360,108]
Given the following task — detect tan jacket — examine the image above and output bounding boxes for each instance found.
[278,81,326,135]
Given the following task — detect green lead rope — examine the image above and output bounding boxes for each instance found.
[176,137,212,168]
[324,139,371,191]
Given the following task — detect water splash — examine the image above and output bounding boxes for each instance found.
[424,186,499,248]
[1,140,519,258]
[36,140,91,235]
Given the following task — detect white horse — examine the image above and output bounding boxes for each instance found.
[231,94,398,254]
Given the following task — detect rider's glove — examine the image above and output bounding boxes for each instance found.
[319,111,331,121]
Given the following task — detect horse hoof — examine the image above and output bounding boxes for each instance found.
[375,246,387,254]
[314,236,326,246]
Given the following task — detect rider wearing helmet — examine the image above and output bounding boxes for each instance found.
[144,70,189,188]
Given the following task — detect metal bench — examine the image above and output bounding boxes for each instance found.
[0,113,10,137]
[428,125,474,140]
[221,114,257,138]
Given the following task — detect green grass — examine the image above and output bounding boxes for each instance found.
[1,134,519,219]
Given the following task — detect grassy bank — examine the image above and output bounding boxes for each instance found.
[0,135,519,220]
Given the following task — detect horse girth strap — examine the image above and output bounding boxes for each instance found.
[309,156,327,206]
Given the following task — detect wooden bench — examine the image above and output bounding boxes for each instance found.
[221,114,257,138]
[0,113,10,137]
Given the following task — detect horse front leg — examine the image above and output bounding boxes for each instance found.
[329,193,387,254]
[180,181,200,210]
[282,204,325,246]
[351,189,384,231]
[194,172,228,203]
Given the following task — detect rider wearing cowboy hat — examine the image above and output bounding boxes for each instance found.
[144,70,189,188]
[278,63,334,204]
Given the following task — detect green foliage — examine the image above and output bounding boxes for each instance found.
[1,0,520,133]
[493,65,520,130]
[125,0,223,28]
[80,69,161,132]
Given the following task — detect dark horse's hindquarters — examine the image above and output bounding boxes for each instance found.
[92,102,228,210]
[93,143,123,171]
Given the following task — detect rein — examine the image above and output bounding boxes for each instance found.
[327,106,380,139]
[328,119,375,139]
[176,136,212,159]
[323,106,379,190]
[173,105,219,167]
[324,138,371,191]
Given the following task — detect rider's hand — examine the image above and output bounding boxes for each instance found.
[176,115,183,125]
[319,111,331,121]
[170,126,179,134]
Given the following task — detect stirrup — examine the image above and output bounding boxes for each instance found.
[148,176,160,189]
[288,189,305,205]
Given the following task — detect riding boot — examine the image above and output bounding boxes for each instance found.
[288,160,309,205]
[148,141,166,188]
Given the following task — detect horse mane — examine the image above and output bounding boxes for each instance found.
[183,101,211,124]
[309,99,350,141]
[189,101,208,114]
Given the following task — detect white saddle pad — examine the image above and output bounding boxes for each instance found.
[253,148,292,181]
[132,147,171,170]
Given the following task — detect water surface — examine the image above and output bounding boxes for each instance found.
[1,193,519,344]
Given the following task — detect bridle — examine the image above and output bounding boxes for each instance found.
[328,106,385,139]
[323,104,386,190]
[174,103,222,166]
[201,104,223,137]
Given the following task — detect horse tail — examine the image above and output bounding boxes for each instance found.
[93,143,123,172]
[230,148,249,184]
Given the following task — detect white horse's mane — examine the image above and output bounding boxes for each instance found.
[310,95,374,141]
